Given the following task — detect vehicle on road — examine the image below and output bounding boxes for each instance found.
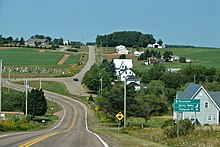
[73,77,79,81]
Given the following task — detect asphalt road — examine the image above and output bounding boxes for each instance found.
[37,45,95,96]
[0,82,107,147]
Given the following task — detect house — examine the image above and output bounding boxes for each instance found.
[174,83,220,125]
[126,75,141,91]
[119,69,136,82]
[25,38,50,46]
[115,45,128,54]
[134,51,144,57]
[113,59,133,78]
[170,55,180,61]
[167,68,181,72]
[144,57,158,65]
[186,58,192,63]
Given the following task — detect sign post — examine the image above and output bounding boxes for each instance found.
[174,99,200,141]
[116,112,124,133]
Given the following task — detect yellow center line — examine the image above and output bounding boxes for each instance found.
[19,104,77,147]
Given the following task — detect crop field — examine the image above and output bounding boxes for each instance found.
[0,47,82,78]
[96,46,220,73]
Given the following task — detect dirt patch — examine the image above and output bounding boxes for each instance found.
[38,49,45,52]
[57,54,70,65]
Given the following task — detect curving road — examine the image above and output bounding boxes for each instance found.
[0,82,107,147]
[39,45,95,96]
[0,46,109,147]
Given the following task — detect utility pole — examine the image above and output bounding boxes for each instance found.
[40,77,42,89]
[0,59,2,120]
[100,41,103,64]
[124,78,126,128]
[8,69,11,81]
[100,76,103,94]
[25,78,28,116]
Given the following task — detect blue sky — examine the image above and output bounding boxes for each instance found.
[0,0,219,47]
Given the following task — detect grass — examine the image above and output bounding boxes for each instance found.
[15,81,72,97]
[95,46,220,74]
[0,47,86,78]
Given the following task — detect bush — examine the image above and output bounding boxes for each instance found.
[163,118,194,138]
[67,49,78,52]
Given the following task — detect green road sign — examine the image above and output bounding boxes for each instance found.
[174,99,200,112]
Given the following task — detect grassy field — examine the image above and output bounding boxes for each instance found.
[0,47,86,78]
[95,46,220,74]
[0,47,80,67]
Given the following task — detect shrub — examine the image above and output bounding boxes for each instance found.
[67,49,78,52]
[164,118,194,138]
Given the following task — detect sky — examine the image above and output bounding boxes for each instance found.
[0,0,219,47]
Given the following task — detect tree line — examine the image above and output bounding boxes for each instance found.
[96,31,158,47]
[2,88,47,117]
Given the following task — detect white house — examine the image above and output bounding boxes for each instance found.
[113,59,133,77]
[119,69,136,82]
[134,51,144,57]
[25,38,50,46]
[115,45,128,54]
[174,83,220,125]
[126,75,141,91]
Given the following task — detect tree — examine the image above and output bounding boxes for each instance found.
[136,94,162,121]
[179,57,186,63]
[119,54,126,59]
[19,37,25,45]
[157,39,163,46]
[24,89,47,116]
[34,34,45,39]
[98,82,137,120]
[82,65,112,92]
[45,36,52,42]
[163,51,173,62]
[144,65,166,83]
[99,59,116,79]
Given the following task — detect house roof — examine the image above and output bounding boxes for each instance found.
[177,83,201,98]
[128,82,140,86]
[126,75,139,81]
[208,92,220,108]
[177,83,220,109]
[113,59,133,69]
[26,38,48,43]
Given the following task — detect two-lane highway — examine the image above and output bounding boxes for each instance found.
[0,82,107,147]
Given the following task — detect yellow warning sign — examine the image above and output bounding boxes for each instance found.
[116,112,124,121]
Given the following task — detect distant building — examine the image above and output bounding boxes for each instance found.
[25,38,50,46]
[115,45,129,54]
[134,51,144,57]
[113,58,140,91]
[113,59,133,78]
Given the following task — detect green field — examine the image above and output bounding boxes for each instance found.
[95,46,220,73]
[0,47,83,78]
[0,47,80,67]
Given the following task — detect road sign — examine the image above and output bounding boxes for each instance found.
[95,106,99,111]
[116,112,124,121]
[86,97,89,101]
[174,99,200,112]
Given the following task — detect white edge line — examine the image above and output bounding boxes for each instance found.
[0,86,109,147]
[81,103,109,147]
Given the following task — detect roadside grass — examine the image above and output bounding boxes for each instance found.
[15,81,72,97]
[0,99,61,133]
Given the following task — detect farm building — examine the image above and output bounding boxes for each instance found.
[25,38,50,46]
[115,45,129,54]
